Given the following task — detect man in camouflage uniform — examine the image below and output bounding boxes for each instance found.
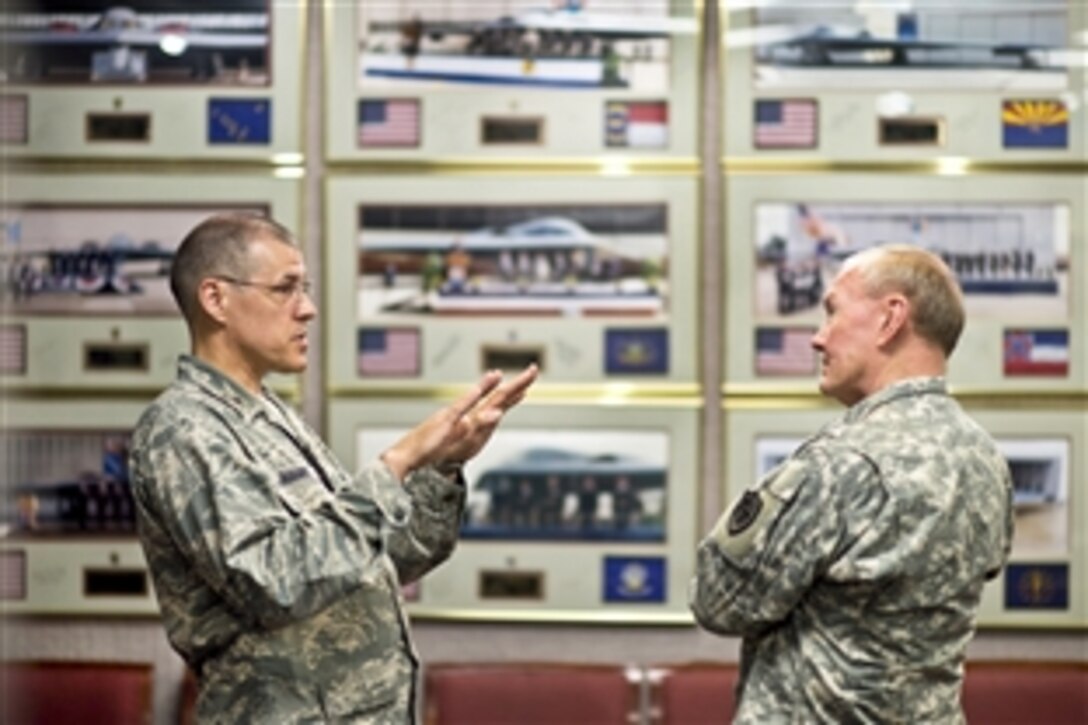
[130,214,537,723]
[691,245,1013,723]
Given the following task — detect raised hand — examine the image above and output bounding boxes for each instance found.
[380,364,539,480]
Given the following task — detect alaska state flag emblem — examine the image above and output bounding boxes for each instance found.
[1002,99,1068,148]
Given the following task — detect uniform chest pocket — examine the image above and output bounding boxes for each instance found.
[276,466,332,515]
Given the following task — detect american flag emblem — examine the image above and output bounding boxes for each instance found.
[0,94,28,145]
[358,327,420,376]
[0,550,27,600]
[358,99,420,148]
[754,99,817,149]
[0,324,27,375]
[755,327,816,376]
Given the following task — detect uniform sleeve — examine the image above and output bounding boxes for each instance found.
[689,447,885,637]
[295,418,468,587]
[385,467,467,585]
[132,413,395,630]
[989,463,1015,580]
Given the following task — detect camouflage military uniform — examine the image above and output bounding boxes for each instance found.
[691,378,1013,724]
[130,356,465,723]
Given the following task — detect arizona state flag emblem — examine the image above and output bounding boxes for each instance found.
[1002,99,1068,148]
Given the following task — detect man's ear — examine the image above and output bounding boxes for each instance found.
[197,278,229,325]
[876,293,909,347]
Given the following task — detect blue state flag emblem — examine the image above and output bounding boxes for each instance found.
[604,328,668,375]
[208,98,272,145]
[1002,99,1068,149]
[603,556,665,603]
[1004,563,1068,609]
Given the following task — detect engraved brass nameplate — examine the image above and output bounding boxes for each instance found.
[879,117,943,146]
[83,343,149,372]
[479,570,544,600]
[84,568,148,597]
[481,116,544,145]
[481,345,545,372]
[86,113,151,142]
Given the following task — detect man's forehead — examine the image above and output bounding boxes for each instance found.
[251,237,305,274]
[825,267,862,305]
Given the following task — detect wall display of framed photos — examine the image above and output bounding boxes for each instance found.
[323,0,699,162]
[725,404,1087,628]
[0,398,158,616]
[722,172,1085,393]
[721,0,1086,160]
[0,1,304,161]
[326,173,699,390]
[1,171,300,392]
[328,397,700,622]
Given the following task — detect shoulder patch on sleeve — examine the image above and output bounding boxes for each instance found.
[710,458,811,562]
[728,490,763,535]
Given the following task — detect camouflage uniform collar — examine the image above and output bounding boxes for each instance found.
[844,376,948,423]
[177,354,273,422]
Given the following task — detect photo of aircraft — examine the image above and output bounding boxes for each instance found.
[754,202,1069,321]
[355,425,669,543]
[358,207,669,317]
[745,2,1067,90]
[359,0,693,90]
[761,24,1057,70]
[3,236,173,302]
[1,3,269,84]
[464,446,667,542]
[0,205,263,314]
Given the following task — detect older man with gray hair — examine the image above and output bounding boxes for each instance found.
[691,245,1013,723]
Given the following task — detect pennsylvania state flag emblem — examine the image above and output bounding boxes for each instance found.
[1002,99,1068,148]
[604,328,668,375]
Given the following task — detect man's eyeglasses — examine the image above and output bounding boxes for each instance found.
[215,275,313,304]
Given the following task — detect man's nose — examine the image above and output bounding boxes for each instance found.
[297,289,318,319]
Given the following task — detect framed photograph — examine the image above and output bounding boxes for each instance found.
[754,435,803,477]
[2,428,135,537]
[721,0,1083,159]
[326,174,699,390]
[1,170,299,391]
[753,201,1069,321]
[363,429,669,543]
[722,173,1084,394]
[997,438,1070,559]
[324,0,699,161]
[1,1,303,160]
[725,404,1087,628]
[329,397,700,622]
[0,397,159,615]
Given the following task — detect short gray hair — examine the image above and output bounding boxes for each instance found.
[844,244,965,356]
[170,213,296,324]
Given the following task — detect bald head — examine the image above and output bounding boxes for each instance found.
[841,245,965,357]
[170,213,297,325]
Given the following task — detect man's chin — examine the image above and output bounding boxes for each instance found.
[272,358,308,375]
[817,377,847,405]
